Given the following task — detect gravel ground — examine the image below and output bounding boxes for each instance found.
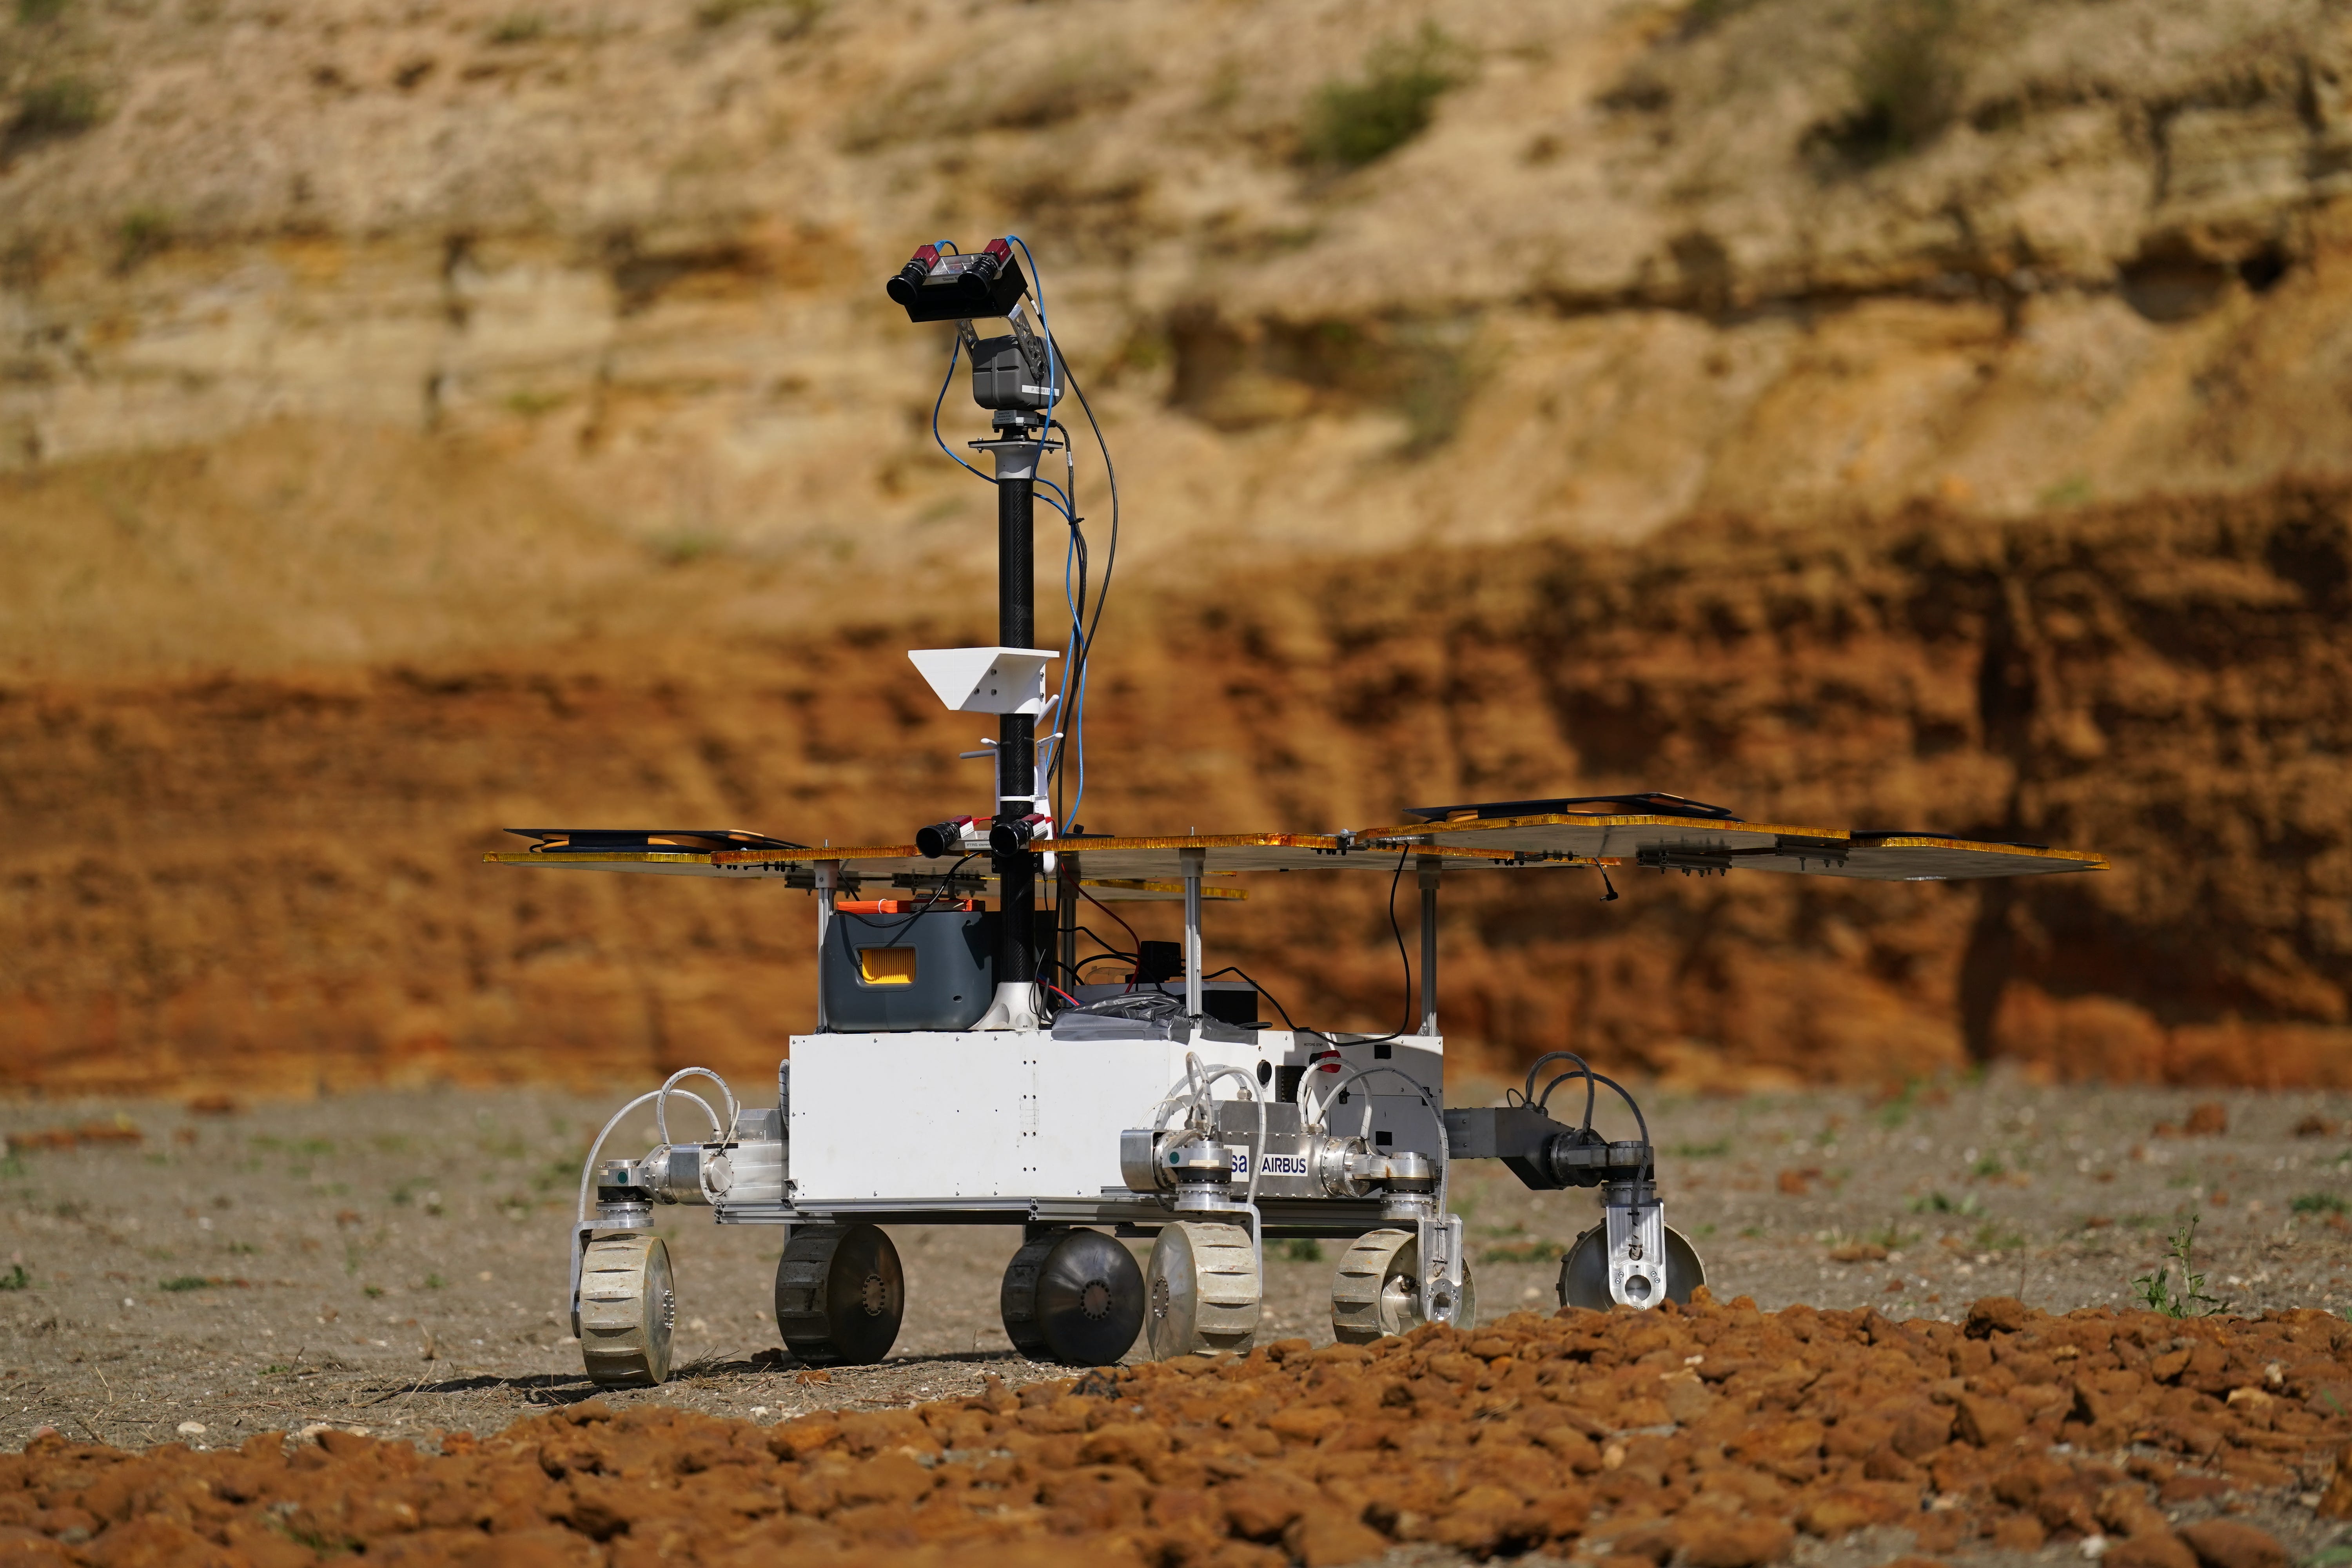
[0,1076,2345,1455]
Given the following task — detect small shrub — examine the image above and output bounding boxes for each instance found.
[2133,1214,2229,1318]
[114,208,170,272]
[362,1283,385,1298]
[1278,1238,1324,1263]
[1970,1222,2025,1252]
[0,1264,27,1290]
[8,75,101,148]
[15,0,71,24]
[487,13,543,44]
[1300,23,1474,169]
[1807,0,1962,168]
[158,1275,215,1292]
[2291,1191,2349,1214]
[423,1272,447,1290]
[697,0,823,34]
[1671,1138,1731,1158]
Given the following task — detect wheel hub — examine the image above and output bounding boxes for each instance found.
[1078,1278,1112,1319]
[1149,1276,1170,1321]
[859,1272,889,1316]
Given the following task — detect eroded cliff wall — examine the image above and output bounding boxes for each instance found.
[2,0,2348,1091]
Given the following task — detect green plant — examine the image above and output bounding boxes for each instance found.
[1739,1225,1764,1239]
[2132,1214,2229,1318]
[0,1155,25,1180]
[1299,23,1475,169]
[1875,1080,1923,1129]
[1911,1191,1981,1216]
[225,1240,261,1256]
[652,531,722,567]
[114,208,170,272]
[9,76,102,146]
[362,1283,385,1299]
[0,1264,27,1290]
[1971,1153,2006,1179]
[2291,1191,2349,1215]
[1807,0,1962,168]
[158,1276,215,1292]
[1971,1223,2026,1252]
[1278,1238,1324,1263]
[1670,1138,1732,1158]
[423,1273,447,1290]
[1868,1223,1920,1251]
[2037,474,2094,509]
[488,13,543,43]
[15,0,71,24]
[698,0,822,32]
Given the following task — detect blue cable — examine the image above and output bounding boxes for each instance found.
[930,336,993,485]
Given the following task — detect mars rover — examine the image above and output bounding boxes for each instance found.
[488,237,2108,1385]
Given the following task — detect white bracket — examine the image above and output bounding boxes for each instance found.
[907,647,1060,716]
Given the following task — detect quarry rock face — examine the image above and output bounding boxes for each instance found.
[0,0,2348,1089]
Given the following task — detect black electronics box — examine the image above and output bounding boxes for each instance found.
[821,909,996,1031]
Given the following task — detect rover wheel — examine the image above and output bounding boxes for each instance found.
[1331,1229,1479,1343]
[775,1223,903,1366]
[1557,1224,1706,1311]
[579,1234,675,1387]
[1143,1221,1259,1359]
[1001,1228,1145,1367]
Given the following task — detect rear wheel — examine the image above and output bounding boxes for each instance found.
[579,1234,675,1387]
[1143,1221,1259,1359]
[1331,1229,1477,1343]
[775,1223,903,1366]
[1001,1228,1145,1367]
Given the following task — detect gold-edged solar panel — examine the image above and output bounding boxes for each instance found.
[1033,833,1533,878]
[1354,813,1836,860]
[1799,838,2107,881]
[483,851,777,878]
[479,848,1253,897]
[489,826,2102,886]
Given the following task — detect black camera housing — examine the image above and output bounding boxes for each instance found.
[891,252,1029,323]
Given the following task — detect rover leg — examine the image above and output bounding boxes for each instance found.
[579,1234,676,1387]
[775,1223,904,1366]
[1143,1220,1259,1359]
[1557,1224,1706,1311]
[1000,1227,1145,1367]
[1330,1229,1480,1343]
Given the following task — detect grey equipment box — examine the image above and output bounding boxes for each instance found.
[820,909,996,1032]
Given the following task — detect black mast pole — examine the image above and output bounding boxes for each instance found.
[996,445,1036,999]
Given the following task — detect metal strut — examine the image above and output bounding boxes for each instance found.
[977,419,1045,1030]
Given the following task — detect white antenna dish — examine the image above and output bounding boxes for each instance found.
[906,646,1060,716]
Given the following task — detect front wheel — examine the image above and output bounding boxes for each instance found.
[579,1234,675,1387]
[1556,1224,1706,1311]
[775,1223,904,1366]
[1330,1229,1477,1343]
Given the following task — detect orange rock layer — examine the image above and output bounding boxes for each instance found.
[5,1298,2349,1566]
[2,486,2348,1094]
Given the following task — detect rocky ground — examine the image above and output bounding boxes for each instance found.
[0,1079,2344,1454]
[0,1289,2347,1568]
